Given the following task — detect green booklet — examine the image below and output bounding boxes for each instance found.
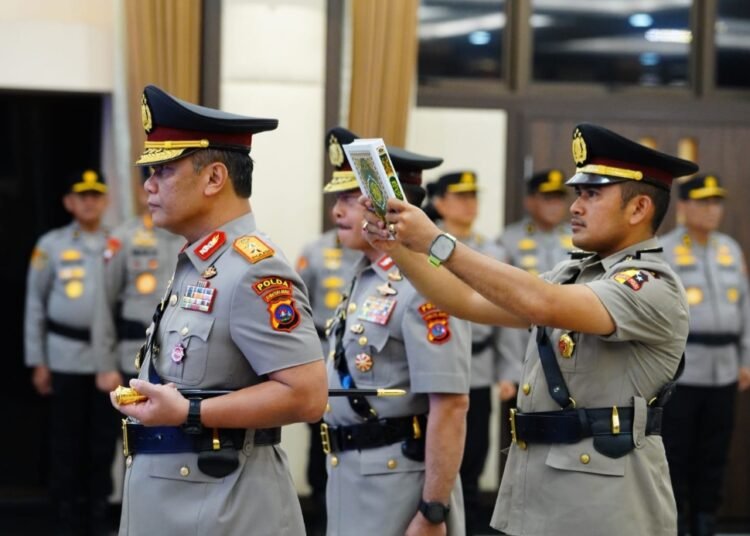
[342,138,405,230]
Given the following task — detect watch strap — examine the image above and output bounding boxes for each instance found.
[182,398,203,434]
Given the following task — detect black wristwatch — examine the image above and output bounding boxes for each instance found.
[182,398,203,435]
[419,500,450,524]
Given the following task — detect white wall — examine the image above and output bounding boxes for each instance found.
[220,0,328,495]
[407,107,508,238]
[0,0,114,92]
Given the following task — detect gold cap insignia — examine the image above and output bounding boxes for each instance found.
[460,172,475,184]
[548,170,563,184]
[705,176,717,188]
[572,128,587,165]
[141,93,153,134]
[328,135,344,167]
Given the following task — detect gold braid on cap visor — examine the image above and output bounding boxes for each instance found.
[576,164,643,181]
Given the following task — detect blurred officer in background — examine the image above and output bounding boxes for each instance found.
[660,173,750,536]
[93,167,183,391]
[495,169,572,469]
[109,85,326,535]
[424,170,505,534]
[322,136,471,536]
[24,169,118,535]
[294,127,362,533]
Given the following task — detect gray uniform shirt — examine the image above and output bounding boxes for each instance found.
[324,254,471,536]
[24,222,108,373]
[457,231,503,389]
[120,212,322,536]
[496,218,573,383]
[92,215,183,375]
[660,226,750,386]
[491,238,688,536]
[296,228,362,355]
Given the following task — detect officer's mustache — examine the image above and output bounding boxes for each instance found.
[570,217,586,227]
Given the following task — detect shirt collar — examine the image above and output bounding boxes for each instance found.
[182,212,257,273]
[599,236,661,272]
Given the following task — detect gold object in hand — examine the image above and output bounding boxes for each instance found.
[114,385,148,405]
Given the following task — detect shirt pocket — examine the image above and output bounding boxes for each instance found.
[545,439,626,477]
[161,314,215,386]
[147,452,226,483]
[359,442,425,476]
[345,323,393,387]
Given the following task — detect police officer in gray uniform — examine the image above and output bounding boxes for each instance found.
[24,169,118,534]
[362,123,699,536]
[660,173,750,536]
[295,128,362,531]
[321,132,471,536]
[109,85,327,536]
[425,170,505,534]
[93,180,183,390]
[495,169,573,470]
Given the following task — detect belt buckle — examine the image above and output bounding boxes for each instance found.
[121,419,131,457]
[509,409,527,450]
[320,423,331,455]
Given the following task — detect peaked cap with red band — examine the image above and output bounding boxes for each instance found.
[566,123,698,190]
[136,84,278,166]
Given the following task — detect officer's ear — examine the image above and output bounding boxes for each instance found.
[625,193,653,227]
[202,161,230,198]
[62,193,76,214]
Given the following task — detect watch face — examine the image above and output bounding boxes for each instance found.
[432,235,455,261]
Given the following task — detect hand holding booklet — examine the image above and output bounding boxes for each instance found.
[342,138,404,238]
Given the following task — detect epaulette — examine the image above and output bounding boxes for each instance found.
[634,247,663,260]
[233,235,275,264]
[568,249,593,260]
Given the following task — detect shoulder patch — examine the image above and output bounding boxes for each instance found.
[418,302,451,344]
[612,269,650,291]
[194,231,226,260]
[252,276,300,332]
[377,255,394,271]
[234,235,275,264]
[103,237,122,263]
[30,247,48,271]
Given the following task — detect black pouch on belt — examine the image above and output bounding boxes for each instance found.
[401,435,425,462]
[197,432,240,478]
[593,433,634,459]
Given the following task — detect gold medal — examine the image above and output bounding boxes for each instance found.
[325,290,343,309]
[65,280,84,299]
[201,265,218,279]
[354,353,373,372]
[388,270,403,282]
[558,333,575,358]
[136,273,158,294]
[686,287,703,306]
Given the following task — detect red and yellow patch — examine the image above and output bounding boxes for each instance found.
[234,235,275,264]
[612,269,649,291]
[377,255,394,271]
[418,302,451,344]
[103,237,122,263]
[253,276,300,332]
[194,231,226,260]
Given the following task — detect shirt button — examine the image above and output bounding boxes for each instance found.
[522,383,531,395]
[179,465,190,477]
[180,326,189,336]
[580,453,591,465]
[358,336,368,346]
[169,294,178,306]
[330,456,339,467]
[387,459,397,470]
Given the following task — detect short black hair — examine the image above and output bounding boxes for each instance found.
[619,181,670,232]
[191,149,254,198]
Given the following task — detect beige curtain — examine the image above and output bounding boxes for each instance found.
[125,0,202,211]
[349,0,418,147]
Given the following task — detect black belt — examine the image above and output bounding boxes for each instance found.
[471,335,493,355]
[123,422,281,456]
[510,406,662,445]
[47,319,90,342]
[116,318,148,341]
[321,415,425,454]
[687,333,739,346]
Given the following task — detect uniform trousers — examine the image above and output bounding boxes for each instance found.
[49,373,119,523]
[663,383,737,521]
[460,386,491,534]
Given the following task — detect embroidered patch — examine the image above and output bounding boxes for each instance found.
[359,296,397,325]
[418,302,451,344]
[727,287,739,303]
[194,231,226,260]
[103,238,122,263]
[253,277,300,332]
[30,247,48,271]
[612,269,649,291]
[180,280,217,312]
[518,238,536,251]
[234,235,275,264]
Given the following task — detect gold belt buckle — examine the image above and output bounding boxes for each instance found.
[320,423,331,455]
[509,408,527,450]
[121,419,131,457]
